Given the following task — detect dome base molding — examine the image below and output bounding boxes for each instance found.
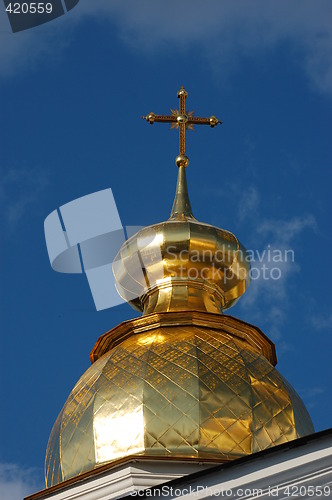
[90,311,277,365]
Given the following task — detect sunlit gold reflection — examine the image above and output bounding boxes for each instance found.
[94,406,144,462]
[137,333,166,345]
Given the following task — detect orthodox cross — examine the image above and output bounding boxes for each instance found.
[143,86,221,167]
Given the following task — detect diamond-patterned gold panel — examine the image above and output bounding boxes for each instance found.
[45,326,314,487]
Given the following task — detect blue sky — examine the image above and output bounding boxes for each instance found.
[0,1,332,497]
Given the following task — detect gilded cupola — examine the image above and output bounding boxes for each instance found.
[113,163,250,316]
[45,88,314,488]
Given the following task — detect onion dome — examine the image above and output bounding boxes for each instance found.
[113,164,250,315]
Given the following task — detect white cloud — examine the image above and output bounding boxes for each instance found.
[205,184,317,338]
[76,0,332,95]
[0,463,43,500]
[246,214,316,304]
[236,203,317,342]
[201,182,317,343]
[1,1,332,95]
[257,214,317,245]
[238,186,260,222]
[0,12,68,77]
[311,312,332,331]
[0,166,50,228]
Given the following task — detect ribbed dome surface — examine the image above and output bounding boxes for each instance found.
[46,324,314,487]
[113,218,250,315]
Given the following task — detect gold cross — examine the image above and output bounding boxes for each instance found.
[142,87,221,167]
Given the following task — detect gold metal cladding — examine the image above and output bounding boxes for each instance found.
[177,87,188,98]
[142,86,222,159]
[90,311,277,365]
[170,164,193,218]
[177,114,189,124]
[46,323,314,487]
[210,115,219,127]
[112,218,250,315]
[175,154,189,168]
[143,112,156,124]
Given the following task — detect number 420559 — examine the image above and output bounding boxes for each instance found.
[5,3,53,14]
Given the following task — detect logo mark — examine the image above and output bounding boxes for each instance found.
[3,0,80,33]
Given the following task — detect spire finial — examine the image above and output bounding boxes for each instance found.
[169,165,194,220]
[143,87,221,219]
[142,86,221,169]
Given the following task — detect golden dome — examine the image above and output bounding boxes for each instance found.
[45,88,314,488]
[45,312,314,487]
[113,165,250,315]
